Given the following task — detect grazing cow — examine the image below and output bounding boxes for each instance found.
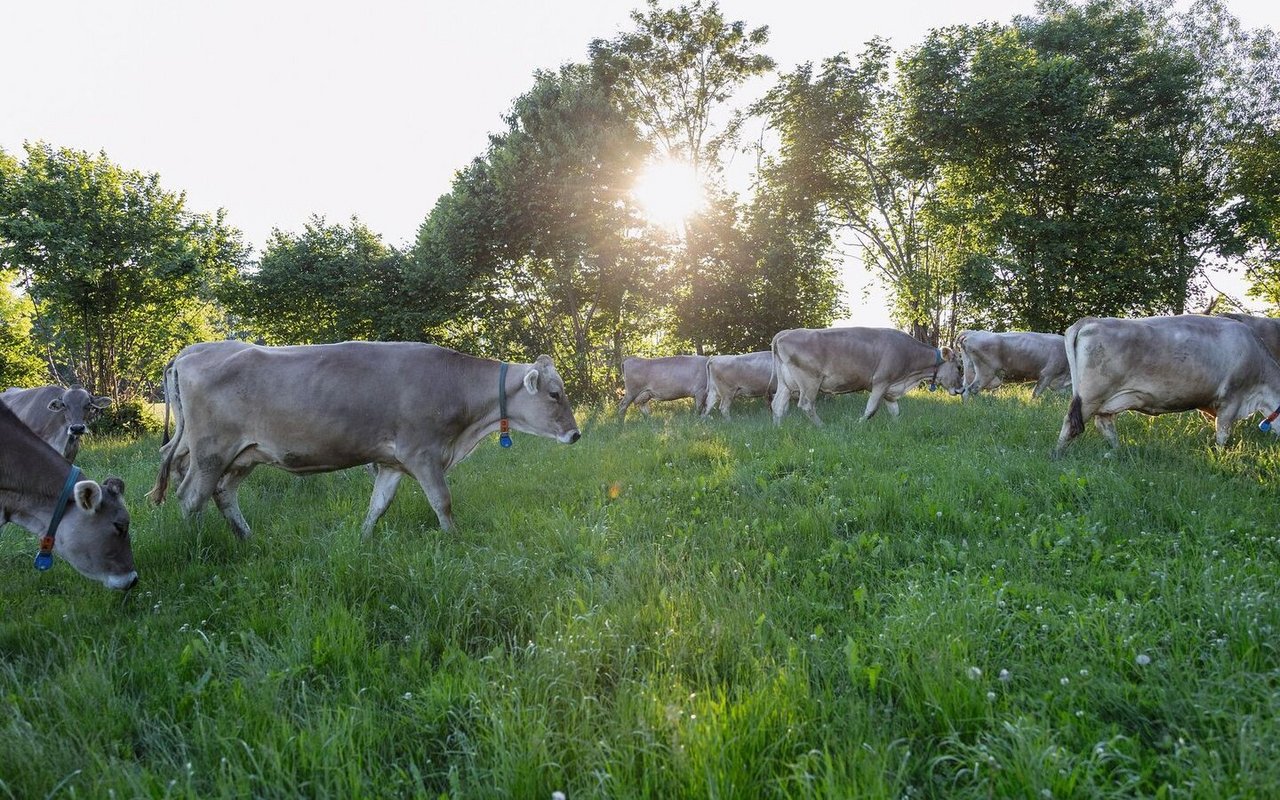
[1054,315,1280,455]
[1,384,112,462]
[771,327,961,427]
[618,355,709,419]
[0,400,137,589]
[1219,312,1280,361]
[702,351,775,418]
[148,341,580,539]
[955,330,1070,399]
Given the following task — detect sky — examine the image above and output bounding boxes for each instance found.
[4,0,1278,327]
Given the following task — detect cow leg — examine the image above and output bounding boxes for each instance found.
[617,391,636,420]
[1213,409,1237,447]
[862,385,889,421]
[406,460,456,532]
[719,389,735,419]
[883,399,901,418]
[213,466,255,540]
[361,466,405,539]
[797,385,824,427]
[1093,414,1120,449]
[1031,377,1050,399]
[693,388,708,416]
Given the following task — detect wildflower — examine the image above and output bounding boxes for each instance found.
[1060,677,1070,686]
[1136,653,1152,666]
[986,691,996,701]
[552,792,567,800]
[967,666,982,680]
[402,692,413,700]
[998,669,1011,682]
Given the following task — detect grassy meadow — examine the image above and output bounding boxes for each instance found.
[3,387,1280,798]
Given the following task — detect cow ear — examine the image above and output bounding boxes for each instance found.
[534,354,553,368]
[523,366,540,394]
[102,476,126,497]
[940,346,954,360]
[92,396,113,409]
[74,480,104,512]
[48,398,66,412]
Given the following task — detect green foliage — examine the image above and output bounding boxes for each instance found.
[91,397,162,438]
[757,40,955,343]
[225,215,413,344]
[414,64,659,398]
[0,268,46,387]
[0,142,248,399]
[896,0,1280,331]
[6,390,1280,796]
[589,0,775,172]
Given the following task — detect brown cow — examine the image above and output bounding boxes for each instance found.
[955,330,1070,400]
[1,399,137,589]
[771,327,961,427]
[702,351,774,418]
[149,341,580,539]
[1054,314,1280,455]
[618,355,709,419]
[1,384,112,462]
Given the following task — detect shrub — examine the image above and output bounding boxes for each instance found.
[93,398,162,438]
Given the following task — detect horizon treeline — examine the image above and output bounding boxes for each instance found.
[1,0,1277,403]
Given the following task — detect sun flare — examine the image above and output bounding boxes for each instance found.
[632,158,706,231]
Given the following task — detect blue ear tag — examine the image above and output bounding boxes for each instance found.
[34,551,53,571]
[1261,419,1273,433]
[500,432,513,448]
[928,382,938,392]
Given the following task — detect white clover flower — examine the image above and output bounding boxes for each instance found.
[986,691,996,701]
[552,792,567,800]
[1136,653,1152,666]
[1060,677,1070,686]
[998,669,1011,682]
[967,666,982,680]
[402,692,413,700]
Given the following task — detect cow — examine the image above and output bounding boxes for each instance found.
[771,327,961,427]
[954,330,1070,400]
[618,355,709,419]
[0,384,112,462]
[148,340,581,539]
[1054,314,1280,456]
[1219,312,1280,362]
[1,400,137,589]
[702,351,775,418]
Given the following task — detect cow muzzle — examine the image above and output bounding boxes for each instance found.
[104,571,139,591]
[560,430,581,444]
[69,425,87,436]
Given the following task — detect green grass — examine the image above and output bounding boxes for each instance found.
[3,388,1280,798]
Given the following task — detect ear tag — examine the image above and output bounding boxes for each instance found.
[928,382,938,392]
[499,419,513,448]
[1261,419,1273,433]
[34,536,54,570]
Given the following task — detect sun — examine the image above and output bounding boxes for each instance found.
[632,157,707,231]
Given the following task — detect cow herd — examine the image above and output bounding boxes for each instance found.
[3,312,1279,592]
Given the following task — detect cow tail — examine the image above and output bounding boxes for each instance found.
[160,362,172,446]
[1067,394,1084,438]
[148,359,178,505]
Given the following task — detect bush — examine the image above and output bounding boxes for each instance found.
[93,398,162,438]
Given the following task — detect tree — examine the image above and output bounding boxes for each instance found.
[0,142,247,399]
[589,0,774,174]
[757,40,957,344]
[225,215,412,344]
[896,2,1229,332]
[0,270,45,388]
[413,64,658,397]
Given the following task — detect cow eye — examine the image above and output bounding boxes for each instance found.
[550,391,561,401]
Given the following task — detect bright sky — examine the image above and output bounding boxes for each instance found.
[4,0,1277,327]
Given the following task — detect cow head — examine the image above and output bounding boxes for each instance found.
[53,476,138,590]
[48,385,112,446]
[512,355,581,444]
[932,346,964,393]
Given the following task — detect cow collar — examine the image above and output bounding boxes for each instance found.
[928,348,944,392]
[1260,405,1280,433]
[498,362,513,448]
[35,465,81,571]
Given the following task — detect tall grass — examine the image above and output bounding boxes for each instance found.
[2,388,1279,798]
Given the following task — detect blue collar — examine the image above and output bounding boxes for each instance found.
[35,465,81,571]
